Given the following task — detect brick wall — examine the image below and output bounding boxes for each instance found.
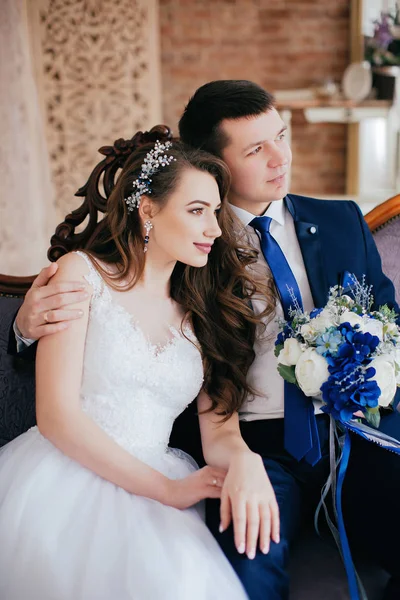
[159,0,350,196]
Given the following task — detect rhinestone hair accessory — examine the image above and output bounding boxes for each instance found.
[125,140,176,212]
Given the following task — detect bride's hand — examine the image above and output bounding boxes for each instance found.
[165,466,227,510]
[220,452,280,559]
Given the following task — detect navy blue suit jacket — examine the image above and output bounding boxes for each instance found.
[284,194,399,315]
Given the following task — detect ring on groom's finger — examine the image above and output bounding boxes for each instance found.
[212,479,218,486]
[43,311,50,324]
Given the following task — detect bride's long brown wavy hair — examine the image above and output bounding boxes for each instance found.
[85,134,275,418]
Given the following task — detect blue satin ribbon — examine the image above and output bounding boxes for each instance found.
[334,419,400,599]
[284,382,321,465]
[336,431,360,600]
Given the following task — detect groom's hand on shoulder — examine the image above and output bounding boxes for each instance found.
[15,262,89,341]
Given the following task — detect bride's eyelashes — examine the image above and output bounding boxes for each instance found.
[189,207,221,216]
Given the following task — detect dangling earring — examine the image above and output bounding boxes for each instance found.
[143,220,153,253]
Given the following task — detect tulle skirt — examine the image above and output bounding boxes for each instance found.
[0,427,247,600]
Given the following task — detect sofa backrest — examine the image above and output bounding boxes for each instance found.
[371,216,400,305]
[365,193,400,305]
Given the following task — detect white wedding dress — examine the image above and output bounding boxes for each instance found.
[0,252,247,600]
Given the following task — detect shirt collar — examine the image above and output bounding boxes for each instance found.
[229,198,285,228]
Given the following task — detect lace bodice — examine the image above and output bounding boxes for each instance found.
[75,252,204,463]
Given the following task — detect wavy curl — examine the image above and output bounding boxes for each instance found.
[84,132,276,418]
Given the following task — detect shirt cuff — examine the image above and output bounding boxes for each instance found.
[13,319,36,352]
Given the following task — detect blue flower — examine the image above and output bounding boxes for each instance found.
[315,331,343,356]
[338,321,359,340]
[335,326,379,366]
[321,380,359,421]
[350,379,380,408]
[320,361,381,422]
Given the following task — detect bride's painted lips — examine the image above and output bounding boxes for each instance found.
[194,243,213,254]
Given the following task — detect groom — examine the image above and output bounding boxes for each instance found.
[10,80,400,600]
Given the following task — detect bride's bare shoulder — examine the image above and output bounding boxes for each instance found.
[47,252,103,298]
[54,251,94,278]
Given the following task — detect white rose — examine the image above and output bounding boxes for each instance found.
[393,348,400,385]
[339,311,364,328]
[300,323,316,340]
[295,348,330,397]
[341,295,355,307]
[361,318,383,341]
[384,322,400,338]
[278,338,303,366]
[370,355,397,407]
[311,309,333,333]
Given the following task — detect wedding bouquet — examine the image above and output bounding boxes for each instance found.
[275,275,400,427]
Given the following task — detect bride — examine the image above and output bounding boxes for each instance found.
[0,136,278,599]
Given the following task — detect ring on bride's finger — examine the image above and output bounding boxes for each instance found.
[212,479,218,486]
[43,311,50,324]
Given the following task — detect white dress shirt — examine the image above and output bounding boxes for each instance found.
[13,320,35,353]
[231,200,322,421]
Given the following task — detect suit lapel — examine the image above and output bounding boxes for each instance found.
[285,195,328,308]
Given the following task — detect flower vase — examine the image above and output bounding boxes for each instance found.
[372,66,400,100]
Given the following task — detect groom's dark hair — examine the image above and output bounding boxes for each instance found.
[179,80,275,156]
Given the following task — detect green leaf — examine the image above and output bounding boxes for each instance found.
[378,304,399,322]
[277,363,297,385]
[274,344,284,358]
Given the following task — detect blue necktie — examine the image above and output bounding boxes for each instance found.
[250,216,321,465]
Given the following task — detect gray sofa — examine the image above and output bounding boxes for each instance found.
[1,194,399,599]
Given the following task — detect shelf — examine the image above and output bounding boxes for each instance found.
[304,105,391,123]
[275,98,391,110]
[276,98,392,123]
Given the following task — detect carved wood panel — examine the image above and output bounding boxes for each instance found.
[27,0,162,222]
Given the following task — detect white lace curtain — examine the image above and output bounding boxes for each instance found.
[0,0,55,275]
